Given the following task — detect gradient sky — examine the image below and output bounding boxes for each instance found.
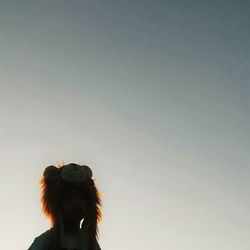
[0,1,249,250]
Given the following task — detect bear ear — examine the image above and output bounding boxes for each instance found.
[43,165,60,180]
[80,165,93,179]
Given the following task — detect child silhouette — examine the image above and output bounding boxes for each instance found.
[28,163,102,250]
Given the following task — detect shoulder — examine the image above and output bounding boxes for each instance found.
[27,229,51,250]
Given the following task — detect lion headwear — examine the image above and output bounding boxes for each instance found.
[40,163,102,250]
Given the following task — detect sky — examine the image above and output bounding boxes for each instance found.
[0,1,249,249]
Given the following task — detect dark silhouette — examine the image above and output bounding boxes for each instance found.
[28,163,102,250]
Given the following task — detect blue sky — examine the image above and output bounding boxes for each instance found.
[0,1,249,250]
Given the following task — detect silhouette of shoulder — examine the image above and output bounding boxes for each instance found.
[27,229,51,250]
[27,228,102,250]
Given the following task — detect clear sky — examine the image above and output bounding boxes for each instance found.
[0,1,249,250]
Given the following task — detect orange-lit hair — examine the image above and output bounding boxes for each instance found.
[40,163,102,250]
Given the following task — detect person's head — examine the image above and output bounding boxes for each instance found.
[60,185,88,225]
[40,163,102,250]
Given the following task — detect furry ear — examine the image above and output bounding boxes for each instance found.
[80,165,93,179]
[43,165,60,180]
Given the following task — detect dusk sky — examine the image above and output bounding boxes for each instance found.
[0,1,249,250]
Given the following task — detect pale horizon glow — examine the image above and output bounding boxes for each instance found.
[0,1,249,250]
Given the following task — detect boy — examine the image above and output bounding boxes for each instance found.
[28,163,102,250]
